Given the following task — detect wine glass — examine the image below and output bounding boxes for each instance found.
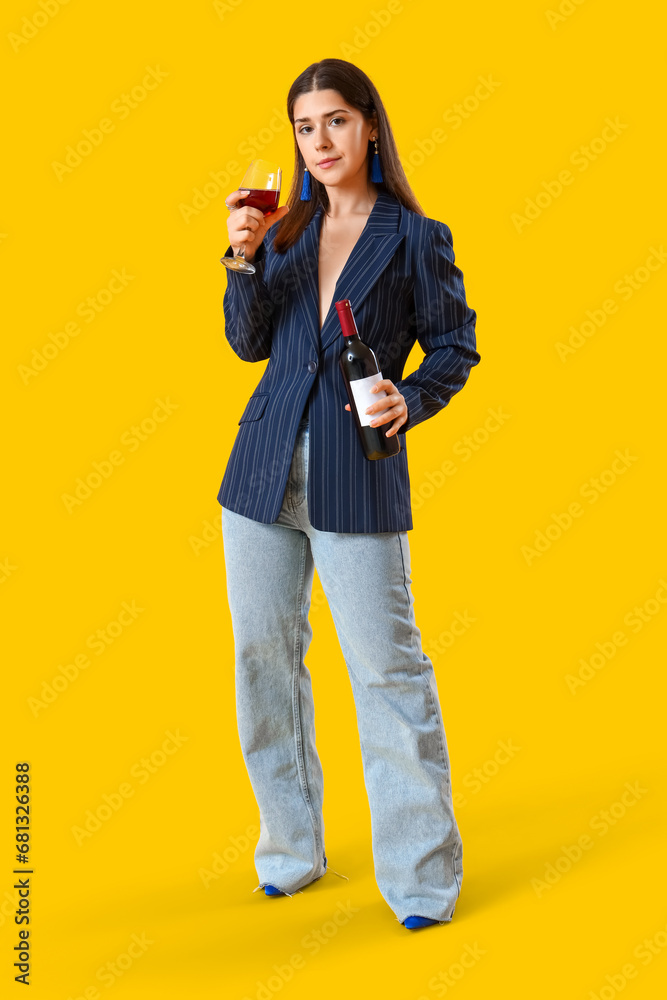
[220,159,282,274]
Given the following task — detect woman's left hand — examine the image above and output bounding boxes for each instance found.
[345,379,408,437]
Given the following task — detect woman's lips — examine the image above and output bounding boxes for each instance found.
[317,158,340,168]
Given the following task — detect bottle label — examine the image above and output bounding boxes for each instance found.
[350,372,387,427]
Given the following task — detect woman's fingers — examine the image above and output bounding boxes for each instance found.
[366,380,408,435]
[237,219,260,239]
[226,190,265,244]
[225,191,290,257]
[345,381,408,436]
[234,211,263,237]
[226,188,250,209]
[367,386,404,421]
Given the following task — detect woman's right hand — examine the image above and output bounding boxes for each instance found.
[226,189,290,262]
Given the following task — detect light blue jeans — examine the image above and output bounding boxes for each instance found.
[220,414,463,924]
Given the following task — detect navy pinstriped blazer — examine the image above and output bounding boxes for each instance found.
[217,189,480,533]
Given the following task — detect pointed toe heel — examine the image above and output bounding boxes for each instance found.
[403,915,440,929]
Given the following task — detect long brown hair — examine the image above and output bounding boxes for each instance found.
[272,59,424,254]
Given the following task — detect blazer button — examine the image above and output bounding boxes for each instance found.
[307,360,318,373]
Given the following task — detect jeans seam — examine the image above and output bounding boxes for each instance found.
[396,532,451,785]
[297,427,308,509]
[397,534,461,900]
[286,469,296,513]
[288,426,308,513]
[453,839,463,896]
[291,531,321,860]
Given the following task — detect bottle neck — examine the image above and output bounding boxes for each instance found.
[335,299,359,340]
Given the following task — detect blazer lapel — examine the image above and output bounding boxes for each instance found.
[288,190,405,356]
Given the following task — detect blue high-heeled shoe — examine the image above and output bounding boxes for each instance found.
[403,915,440,929]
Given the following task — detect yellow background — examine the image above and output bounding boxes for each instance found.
[2,1,665,997]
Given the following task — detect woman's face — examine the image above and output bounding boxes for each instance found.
[293,88,377,190]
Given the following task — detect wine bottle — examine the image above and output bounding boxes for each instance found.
[336,298,401,461]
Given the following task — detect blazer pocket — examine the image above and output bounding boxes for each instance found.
[238,392,269,424]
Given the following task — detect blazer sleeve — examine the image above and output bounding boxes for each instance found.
[221,232,275,362]
[395,221,480,433]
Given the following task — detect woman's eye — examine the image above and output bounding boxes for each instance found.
[298,117,345,134]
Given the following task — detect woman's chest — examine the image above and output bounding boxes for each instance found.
[262,216,415,350]
[318,218,369,330]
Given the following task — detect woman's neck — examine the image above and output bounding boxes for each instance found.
[324,182,379,220]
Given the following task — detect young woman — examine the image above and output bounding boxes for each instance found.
[218,58,480,930]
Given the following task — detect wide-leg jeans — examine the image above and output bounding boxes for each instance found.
[220,414,463,924]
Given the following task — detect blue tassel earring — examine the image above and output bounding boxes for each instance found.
[300,166,311,201]
[371,136,383,183]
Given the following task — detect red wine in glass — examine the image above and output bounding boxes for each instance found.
[220,159,282,274]
[238,189,280,215]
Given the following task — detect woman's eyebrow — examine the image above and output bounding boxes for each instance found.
[294,109,351,123]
